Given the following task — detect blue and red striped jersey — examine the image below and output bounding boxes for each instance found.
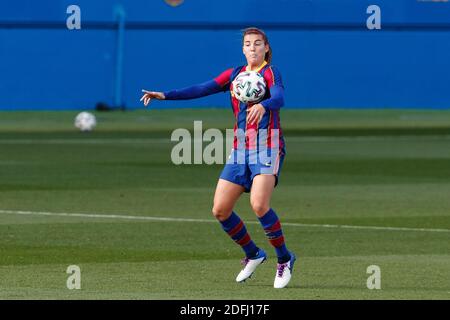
[214,62,285,151]
[164,61,285,152]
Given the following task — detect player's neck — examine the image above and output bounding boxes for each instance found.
[246,60,267,72]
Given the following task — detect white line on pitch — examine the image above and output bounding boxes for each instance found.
[0,209,449,233]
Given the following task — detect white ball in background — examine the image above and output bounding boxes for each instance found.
[74,112,97,132]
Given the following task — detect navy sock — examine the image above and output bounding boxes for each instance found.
[220,212,259,258]
[258,208,290,263]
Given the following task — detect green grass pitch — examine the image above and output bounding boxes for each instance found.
[0,108,449,299]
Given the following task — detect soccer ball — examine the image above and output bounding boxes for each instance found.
[232,71,266,103]
[74,112,97,132]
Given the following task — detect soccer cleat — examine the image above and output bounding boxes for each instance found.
[235,249,267,283]
[273,252,296,289]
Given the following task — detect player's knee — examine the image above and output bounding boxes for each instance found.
[212,205,232,221]
[250,201,269,217]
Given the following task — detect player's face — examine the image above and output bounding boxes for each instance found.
[243,34,269,66]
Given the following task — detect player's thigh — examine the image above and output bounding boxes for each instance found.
[249,174,276,215]
[212,179,245,217]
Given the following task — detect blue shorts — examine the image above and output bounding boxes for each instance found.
[219,148,286,193]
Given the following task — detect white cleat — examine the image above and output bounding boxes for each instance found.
[235,249,267,283]
[274,253,296,289]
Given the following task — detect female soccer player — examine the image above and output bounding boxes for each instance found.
[140,27,296,289]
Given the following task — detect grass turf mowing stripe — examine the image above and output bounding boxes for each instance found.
[2,135,450,145]
[1,209,449,233]
[0,138,170,144]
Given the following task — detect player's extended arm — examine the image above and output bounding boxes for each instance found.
[163,79,225,100]
[260,85,285,111]
[140,81,222,107]
[141,69,232,106]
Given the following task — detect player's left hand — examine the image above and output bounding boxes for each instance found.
[247,103,266,125]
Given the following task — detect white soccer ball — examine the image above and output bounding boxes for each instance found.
[232,71,266,103]
[74,112,97,132]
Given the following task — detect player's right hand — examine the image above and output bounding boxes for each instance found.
[140,90,165,107]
